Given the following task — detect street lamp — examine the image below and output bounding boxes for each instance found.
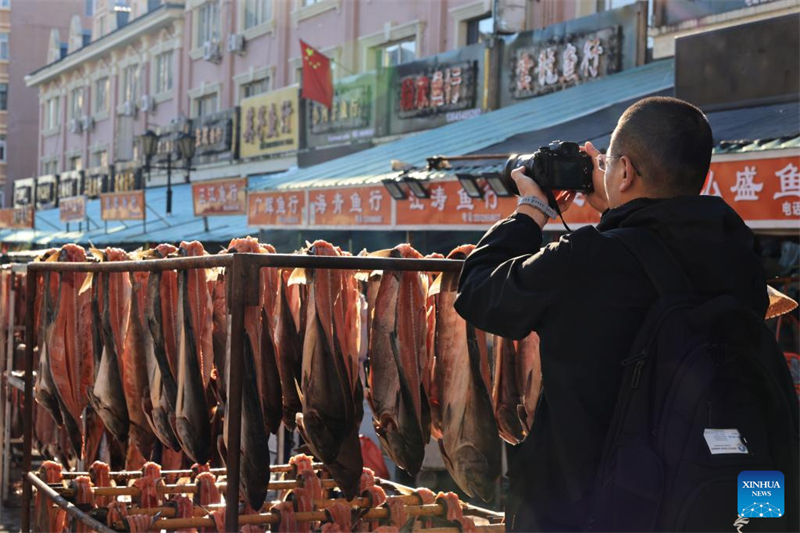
[139,130,196,216]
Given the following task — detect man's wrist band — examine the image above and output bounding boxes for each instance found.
[518,196,558,220]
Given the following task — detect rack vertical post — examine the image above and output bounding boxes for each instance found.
[21,271,36,532]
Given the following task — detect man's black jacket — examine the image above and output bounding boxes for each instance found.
[454,196,768,532]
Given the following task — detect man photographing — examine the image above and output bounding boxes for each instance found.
[454,97,798,531]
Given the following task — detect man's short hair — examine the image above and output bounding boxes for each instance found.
[612,96,713,196]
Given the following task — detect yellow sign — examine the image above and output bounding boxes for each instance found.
[239,86,299,159]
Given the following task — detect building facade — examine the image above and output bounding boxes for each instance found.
[3,0,89,206]
[23,0,604,185]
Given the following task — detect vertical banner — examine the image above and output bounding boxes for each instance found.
[100,190,146,220]
[192,178,247,216]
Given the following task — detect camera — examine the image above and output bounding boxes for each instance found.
[501,141,594,196]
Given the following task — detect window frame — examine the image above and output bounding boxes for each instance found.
[0,0,10,10]
[193,92,219,118]
[0,136,6,163]
[376,38,416,68]
[121,65,138,104]
[195,1,220,49]
[244,0,273,30]
[93,76,109,117]
[0,83,7,112]
[70,87,85,121]
[0,32,9,61]
[154,50,174,96]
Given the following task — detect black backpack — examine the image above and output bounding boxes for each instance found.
[584,228,799,532]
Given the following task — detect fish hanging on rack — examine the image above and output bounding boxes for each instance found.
[365,244,431,476]
[33,249,63,429]
[88,248,132,446]
[274,266,305,431]
[174,241,215,465]
[293,241,364,500]
[143,244,181,451]
[45,245,95,459]
[430,244,501,502]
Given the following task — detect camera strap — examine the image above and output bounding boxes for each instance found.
[544,188,573,233]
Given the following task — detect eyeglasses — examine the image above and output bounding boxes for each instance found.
[596,154,623,172]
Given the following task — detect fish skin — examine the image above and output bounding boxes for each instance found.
[492,336,526,445]
[516,332,542,434]
[48,245,95,457]
[174,242,213,465]
[34,267,63,427]
[88,248,132,445]
[435,245,501,502]
[124,271,157,458]
[210,270,227,403]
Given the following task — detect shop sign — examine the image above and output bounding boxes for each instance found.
[58,170,84,200]
[0,207,34,229]
[60,196,87,223]
[101,190,145,221]
[35,175,58,210]
[192,108,238,164]
[499,2,645,108]
[248,190,305,226]
[192,177,247,217]
[152,121,190,165]
[508,27,620,100]
[85,166,113,199]
[111,162,144,193]
[13,178,34,208]
[702,154,800,228]
[308,186,391,227]
[306,73,378,149]
[388,43,485,136]
[239,86,299,159]
[395,180,600,230]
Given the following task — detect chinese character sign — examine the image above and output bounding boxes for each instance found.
[35,175,58,211]
[248,191,305,226]
[509,26,620,100]
[0,207,34,229]
[59,196,87,223]
[308,186,390,226]
[239,86,300,159]
[702,155,800,226]
[192,178,247,216]
[397,62,477,118]
[100,190,145,221]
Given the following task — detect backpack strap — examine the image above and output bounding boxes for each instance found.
[605,227,694,295]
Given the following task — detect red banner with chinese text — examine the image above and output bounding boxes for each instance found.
[701,155,800,228]
[192,178,247,216]
[308,186,391,226]
[100,191,145,221]
[59,196,87,223]
[248,190,306,226]
[0,207,34,229]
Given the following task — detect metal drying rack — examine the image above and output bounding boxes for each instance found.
[20,251,465,532]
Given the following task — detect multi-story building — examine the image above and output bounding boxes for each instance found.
[3,0,89,206]
[23,0,610,185]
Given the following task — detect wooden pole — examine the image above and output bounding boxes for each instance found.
[58,462,325,480]
[20,272,36,533]
[26,472,116,533]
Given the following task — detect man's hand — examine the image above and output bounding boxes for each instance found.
[583,141,609,213]
[511,167,576,229]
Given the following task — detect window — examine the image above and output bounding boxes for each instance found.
[98,17,105,38]
[69,156,83,171]
[70,87,84,120]
[43,160,58,174]
[92,150,108,168]
[122,65,138,103]
[245,0,272,29]
[45,97,61,130]
[155,51,174,94]
[195,93,218,117]
[85,0,94,16]
[466,15,493,45]
[196,1,220,47]
[301,0,319,6]
[376,39,415,68]
[0,0,10,9]
[0,33,8,60]
[0,136,6,163]
[94,77,109,114]
[0,83,7,111]
[242,78,269,99]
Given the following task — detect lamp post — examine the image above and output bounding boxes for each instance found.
[139,129,196,216]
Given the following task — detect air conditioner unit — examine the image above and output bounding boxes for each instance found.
[123,100,137,117]
[228,33,245,54]
[140,95,155,113]
[81,115,94,131]
[203,40,222,63]
[68,118,83,134]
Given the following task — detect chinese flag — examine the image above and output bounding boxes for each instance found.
[300,39,334,109]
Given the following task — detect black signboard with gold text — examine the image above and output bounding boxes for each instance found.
[58,170,85,200]
[35,175,58,210]
[13,178,34,208]
[111,161,144,193]
[192,108,238,165]
[85,166,113,199]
